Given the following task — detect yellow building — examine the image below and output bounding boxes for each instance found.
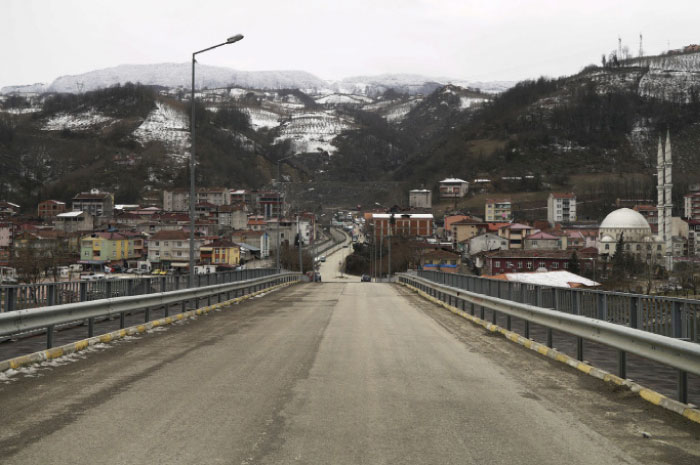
[80,232,134,264]
[209,239,241,266]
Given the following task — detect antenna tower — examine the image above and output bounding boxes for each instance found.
[639,33,644,57]
[76,81,85,94]
[618,36,622,57]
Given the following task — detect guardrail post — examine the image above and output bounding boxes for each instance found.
[4,287,15,312]
[538,287,553,348]
[164,303,170,317]
[144,307,150,322]
[678,370,688,404]
[597,293,608,321]
[88,317,94,337]
[127,279,135,296]
[618,350,627,379]
[120,312,125,329]
[46,325,54,349]
[47,284,56,306]
[629,296,642,329]
[672,301,686,339]
[105,280,112,299]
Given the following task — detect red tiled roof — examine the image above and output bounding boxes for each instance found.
[149,230,189,240]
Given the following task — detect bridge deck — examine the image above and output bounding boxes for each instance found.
[0,282,697,464]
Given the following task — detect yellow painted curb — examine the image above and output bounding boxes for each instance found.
[401,281,700,425]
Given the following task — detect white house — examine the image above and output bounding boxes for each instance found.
[547,193,577,224]
[439,178,469,198]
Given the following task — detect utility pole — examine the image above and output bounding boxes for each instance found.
[297,215,303,274]
[379,232,383,281]
[388,214,393,279]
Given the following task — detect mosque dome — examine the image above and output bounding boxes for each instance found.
[599,208,651,231]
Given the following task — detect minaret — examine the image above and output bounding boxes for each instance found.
[664,130,673,258]
[657,136,665,246]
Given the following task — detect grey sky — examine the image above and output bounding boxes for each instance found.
[1,0,698,88]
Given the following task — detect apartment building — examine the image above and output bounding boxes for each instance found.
[485,199,512,222]
[547,193,576,224]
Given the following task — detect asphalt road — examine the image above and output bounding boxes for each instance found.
[0,282,698,464]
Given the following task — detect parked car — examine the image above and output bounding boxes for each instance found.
[361,274,371,282]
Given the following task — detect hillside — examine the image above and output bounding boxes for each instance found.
[2,51,700,212]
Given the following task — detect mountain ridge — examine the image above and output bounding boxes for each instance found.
[0,63,515,96]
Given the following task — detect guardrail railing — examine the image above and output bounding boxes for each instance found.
[0,268,279,313]
[400,273,700,404]
[0,271,300,352]
[417,270,700,343]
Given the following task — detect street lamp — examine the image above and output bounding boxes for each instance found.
[189,34,244,287]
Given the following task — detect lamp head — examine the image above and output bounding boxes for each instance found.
[227,34,244,44]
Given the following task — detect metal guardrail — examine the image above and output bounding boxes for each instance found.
[0,271,300,351]
[417,270,700,343]
[399,273,700,403]
[313,228,350,258]
[0,268,279,313]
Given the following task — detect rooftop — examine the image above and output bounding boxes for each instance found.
[440,178,468,184]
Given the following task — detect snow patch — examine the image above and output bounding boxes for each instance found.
[244,108,281,130]
[43,110,113,131]
[459,97,486,110]
[133,101,190,164]
[274,111,352,154]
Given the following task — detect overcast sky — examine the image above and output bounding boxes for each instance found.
[1,0,699,88]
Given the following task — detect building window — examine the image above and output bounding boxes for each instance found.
[164,241,169,246]
[605,244,609,250]
[494,261,501,267]
[526,261,533,269]
[155,241,160,246]
[552,262,559,269]
[518,261,523,269]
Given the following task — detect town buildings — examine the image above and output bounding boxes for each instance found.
[72,189,114,219]
[547,193,576,224]
[409,189,432,209]
[439,178,469,198]
[54,211,94,233]
[37,200,66,219]
[371,213,434,239]
[485,199,512,222]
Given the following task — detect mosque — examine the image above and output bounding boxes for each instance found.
[596,131,675,267]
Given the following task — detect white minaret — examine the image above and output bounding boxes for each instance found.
[664,130,673,258]
[657,136,665,245]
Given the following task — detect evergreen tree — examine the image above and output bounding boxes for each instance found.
[612,233,626,275]
[567,250,581,274]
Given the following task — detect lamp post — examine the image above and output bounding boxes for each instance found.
[189,34,244,288]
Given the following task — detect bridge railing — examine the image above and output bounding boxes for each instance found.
[417,270,700,343]
[400,272,700,404]
[0,268,280,313]
[0,271,300,352]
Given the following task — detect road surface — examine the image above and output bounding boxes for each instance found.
[0,282,697,464]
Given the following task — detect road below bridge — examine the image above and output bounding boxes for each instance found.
[0,282,698,464]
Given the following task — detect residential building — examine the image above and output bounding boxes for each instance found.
[257,191,282,219]
[230,189,250,206]
[371,213,434,239]
[54,211,94,233]
[633,204,658,225]
[686,220,700,256]
[409,189,432,209]
[217,205,248,230]
[197,187,231,206]
[72,189,114,218]
[485,199,512,222]
[208,239,241,266]
[547,193,577,224]
[451,218,487,246]
[463,233,508,255]
[419,249,461,273]
[37,200,66,219]
[439,178,469,198]
[0,222,13,248]
[482,249,597,275]
[684,191,700,220]
[523,231,567,250]
[80,232,134,265]
[163,188,189,212]
[0,201,20,216]
[147,230,201,267]
[497,223,533,249]
[231,230,270,259]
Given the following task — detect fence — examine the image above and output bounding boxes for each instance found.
[0,268,279,313]
[0,271,300,352]
[417,270,700,343]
